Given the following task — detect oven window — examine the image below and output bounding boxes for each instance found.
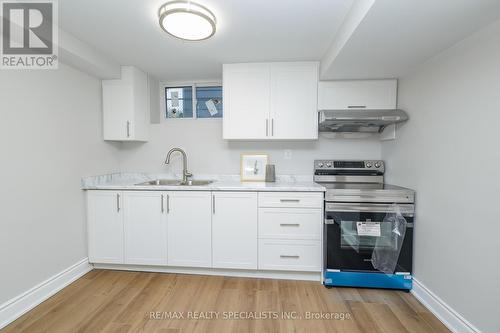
[340,220,395,250]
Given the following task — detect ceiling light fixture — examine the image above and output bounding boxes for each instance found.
[158,1,217,41]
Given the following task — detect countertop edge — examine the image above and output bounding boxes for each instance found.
[81,185,326,192]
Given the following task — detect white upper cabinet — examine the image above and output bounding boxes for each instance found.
[212,192,258,269]
[123,191,167,266]
[87,191,124,264]
[223,63,270,139]
[270,63,318,139]
[318,79,397,110]
[102,66,150,141]
[223,62,318,140]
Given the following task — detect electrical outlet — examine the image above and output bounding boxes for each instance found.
[284,150,292,160]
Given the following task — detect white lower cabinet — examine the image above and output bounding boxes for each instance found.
[87,191,124,264]
[167,191,212,268]
[257,192,323,272]
[123,191,167,265]
[87,190,323,276]
[212,192,258,269]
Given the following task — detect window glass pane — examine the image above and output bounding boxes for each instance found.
[196,86,222,118]
[166,86,193,118]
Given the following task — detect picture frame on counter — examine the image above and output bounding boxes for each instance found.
[240,153,268,182]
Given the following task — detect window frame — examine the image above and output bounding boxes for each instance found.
[160,80,222,122]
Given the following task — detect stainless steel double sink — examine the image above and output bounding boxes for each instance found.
[136,179,214,186]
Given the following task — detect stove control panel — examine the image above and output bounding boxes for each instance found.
[314,160,385,172]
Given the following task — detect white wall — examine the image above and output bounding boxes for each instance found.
[117,120,382,175]
[382,19,500,333]
[0,64,120,305]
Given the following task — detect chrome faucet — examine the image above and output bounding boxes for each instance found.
[165,148,192,183]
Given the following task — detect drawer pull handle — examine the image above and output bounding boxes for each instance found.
[280,223,300,227]
[280,199,300,203]
[280,255,300,259]
[161,194,164,213]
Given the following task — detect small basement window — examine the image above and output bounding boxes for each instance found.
[166,86,193,118]
[164,84,222,119]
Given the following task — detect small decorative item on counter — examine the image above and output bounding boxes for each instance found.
[265,164,276,182]
[240,153,268,182]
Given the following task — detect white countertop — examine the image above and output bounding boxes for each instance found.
[81,173,325,192]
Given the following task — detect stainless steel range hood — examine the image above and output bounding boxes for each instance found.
[318,109,408,133]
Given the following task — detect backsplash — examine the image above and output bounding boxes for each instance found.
[115,121,381,175]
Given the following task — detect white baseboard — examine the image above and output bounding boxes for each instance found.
[93,263,321,282]
[411,278,481,333]
[0,258,92,330]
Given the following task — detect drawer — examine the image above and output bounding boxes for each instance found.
[259,208,322,240]
[258,192,323,208]
[258,239,321,272]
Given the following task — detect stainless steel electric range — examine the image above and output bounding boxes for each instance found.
[314,160,416,290]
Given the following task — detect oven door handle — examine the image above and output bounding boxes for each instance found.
[324,218,414,228]
[325,203,414,215]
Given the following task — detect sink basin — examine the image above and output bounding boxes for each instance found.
[136,179,213,186]
[179,180,213,186]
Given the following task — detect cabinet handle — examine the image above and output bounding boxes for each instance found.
[280,223,300,227]
[271,118,274,136]
[280,255,300,259]
[266,119,269,136]
[166,194,170,213]
[161,194,164,213]
[116,194,120,212]
[280,199,300,203]
[212,194,216,214]
[347,105,367,109]
[126,121,130,138]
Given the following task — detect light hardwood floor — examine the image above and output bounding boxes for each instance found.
[3,270,450,333]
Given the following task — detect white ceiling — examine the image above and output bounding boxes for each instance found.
[321,0,500,79]
[59,0,500,81]
[59,0,355,81]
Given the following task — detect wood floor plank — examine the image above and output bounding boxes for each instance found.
[363,302,411,333]
[2,270,451,333]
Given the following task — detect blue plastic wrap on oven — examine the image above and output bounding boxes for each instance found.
[324,271,412,290]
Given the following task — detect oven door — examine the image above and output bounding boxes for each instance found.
[325,203,414,273]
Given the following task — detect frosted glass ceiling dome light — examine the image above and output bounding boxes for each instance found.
[158,1,217,41]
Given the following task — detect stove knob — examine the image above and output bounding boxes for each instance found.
[318,162,324,168]
[366,162,372,168]
[374,162,381,168]
[326,162,332,168]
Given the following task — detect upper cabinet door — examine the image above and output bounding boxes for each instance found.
[87,191,124,264]
[270,62,318,140]
[123,191,167,266]
[167,191,212,268]
[102,66,150,142]
[318,79,397,110]
[223,63,271,140]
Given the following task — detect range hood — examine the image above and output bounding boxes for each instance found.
[318,109,408,133]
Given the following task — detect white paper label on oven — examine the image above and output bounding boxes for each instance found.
[356,222,381,237]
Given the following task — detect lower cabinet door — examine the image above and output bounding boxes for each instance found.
[87,191,124,264]
[123,191,167,265]
[212,192,258,269]
[167,191,212,267]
